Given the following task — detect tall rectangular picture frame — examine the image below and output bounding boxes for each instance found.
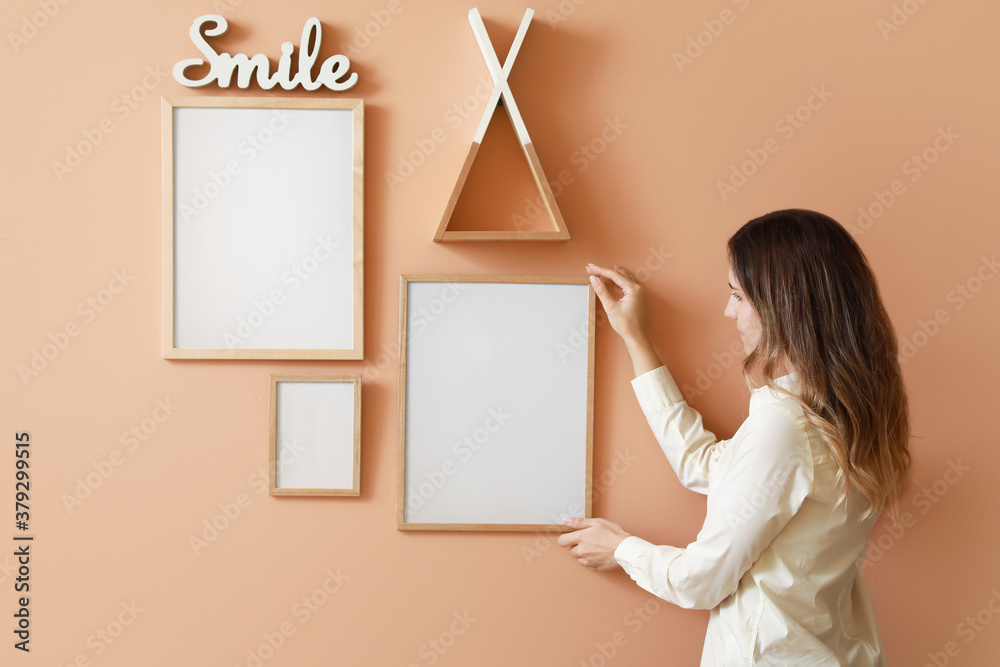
[162,97,364,359]
[269,374,362,496]
[397,275,595,531]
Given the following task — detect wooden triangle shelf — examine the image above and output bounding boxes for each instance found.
[434,8,569,242]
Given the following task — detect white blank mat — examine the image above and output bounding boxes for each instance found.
[399,277,593,530]
[275,380,357,492]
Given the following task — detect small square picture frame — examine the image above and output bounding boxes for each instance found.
[269,374,361,496]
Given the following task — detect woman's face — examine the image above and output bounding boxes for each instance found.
[725,267,763,355]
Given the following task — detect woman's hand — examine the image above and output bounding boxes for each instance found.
[586,263,663,377]
[586,264,648,342]
[557,517,632,571]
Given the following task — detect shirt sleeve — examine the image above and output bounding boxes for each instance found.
[630,365,725,494]
[614,402,814,610]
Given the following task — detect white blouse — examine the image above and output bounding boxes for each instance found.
[614,366,886,666]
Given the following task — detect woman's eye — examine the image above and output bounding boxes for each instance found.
[731,292,741,302]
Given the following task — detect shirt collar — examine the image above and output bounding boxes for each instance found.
[750,372,800,413]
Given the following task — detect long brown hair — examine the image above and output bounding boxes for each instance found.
[727,209,910,520]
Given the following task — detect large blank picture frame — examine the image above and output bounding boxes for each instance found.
[162,97,363,359]
[398,275,594,531]
[269,374,361,496]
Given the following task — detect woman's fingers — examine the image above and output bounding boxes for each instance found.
[613,265,637,283]
[588,274,616,313]
[586,263,635,293]
[586,262,650,345]
[557,516,630,571]
[563,516,597,530]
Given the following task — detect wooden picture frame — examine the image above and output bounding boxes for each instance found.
[269,374,361,496]
[397,275,594,531]
[162,96,364,359]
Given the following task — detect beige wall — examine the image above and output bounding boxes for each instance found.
[4,0,999,665]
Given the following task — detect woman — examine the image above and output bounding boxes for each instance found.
[558,209,910,666]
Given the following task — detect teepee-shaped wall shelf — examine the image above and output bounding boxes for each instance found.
[433,8,569,242]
